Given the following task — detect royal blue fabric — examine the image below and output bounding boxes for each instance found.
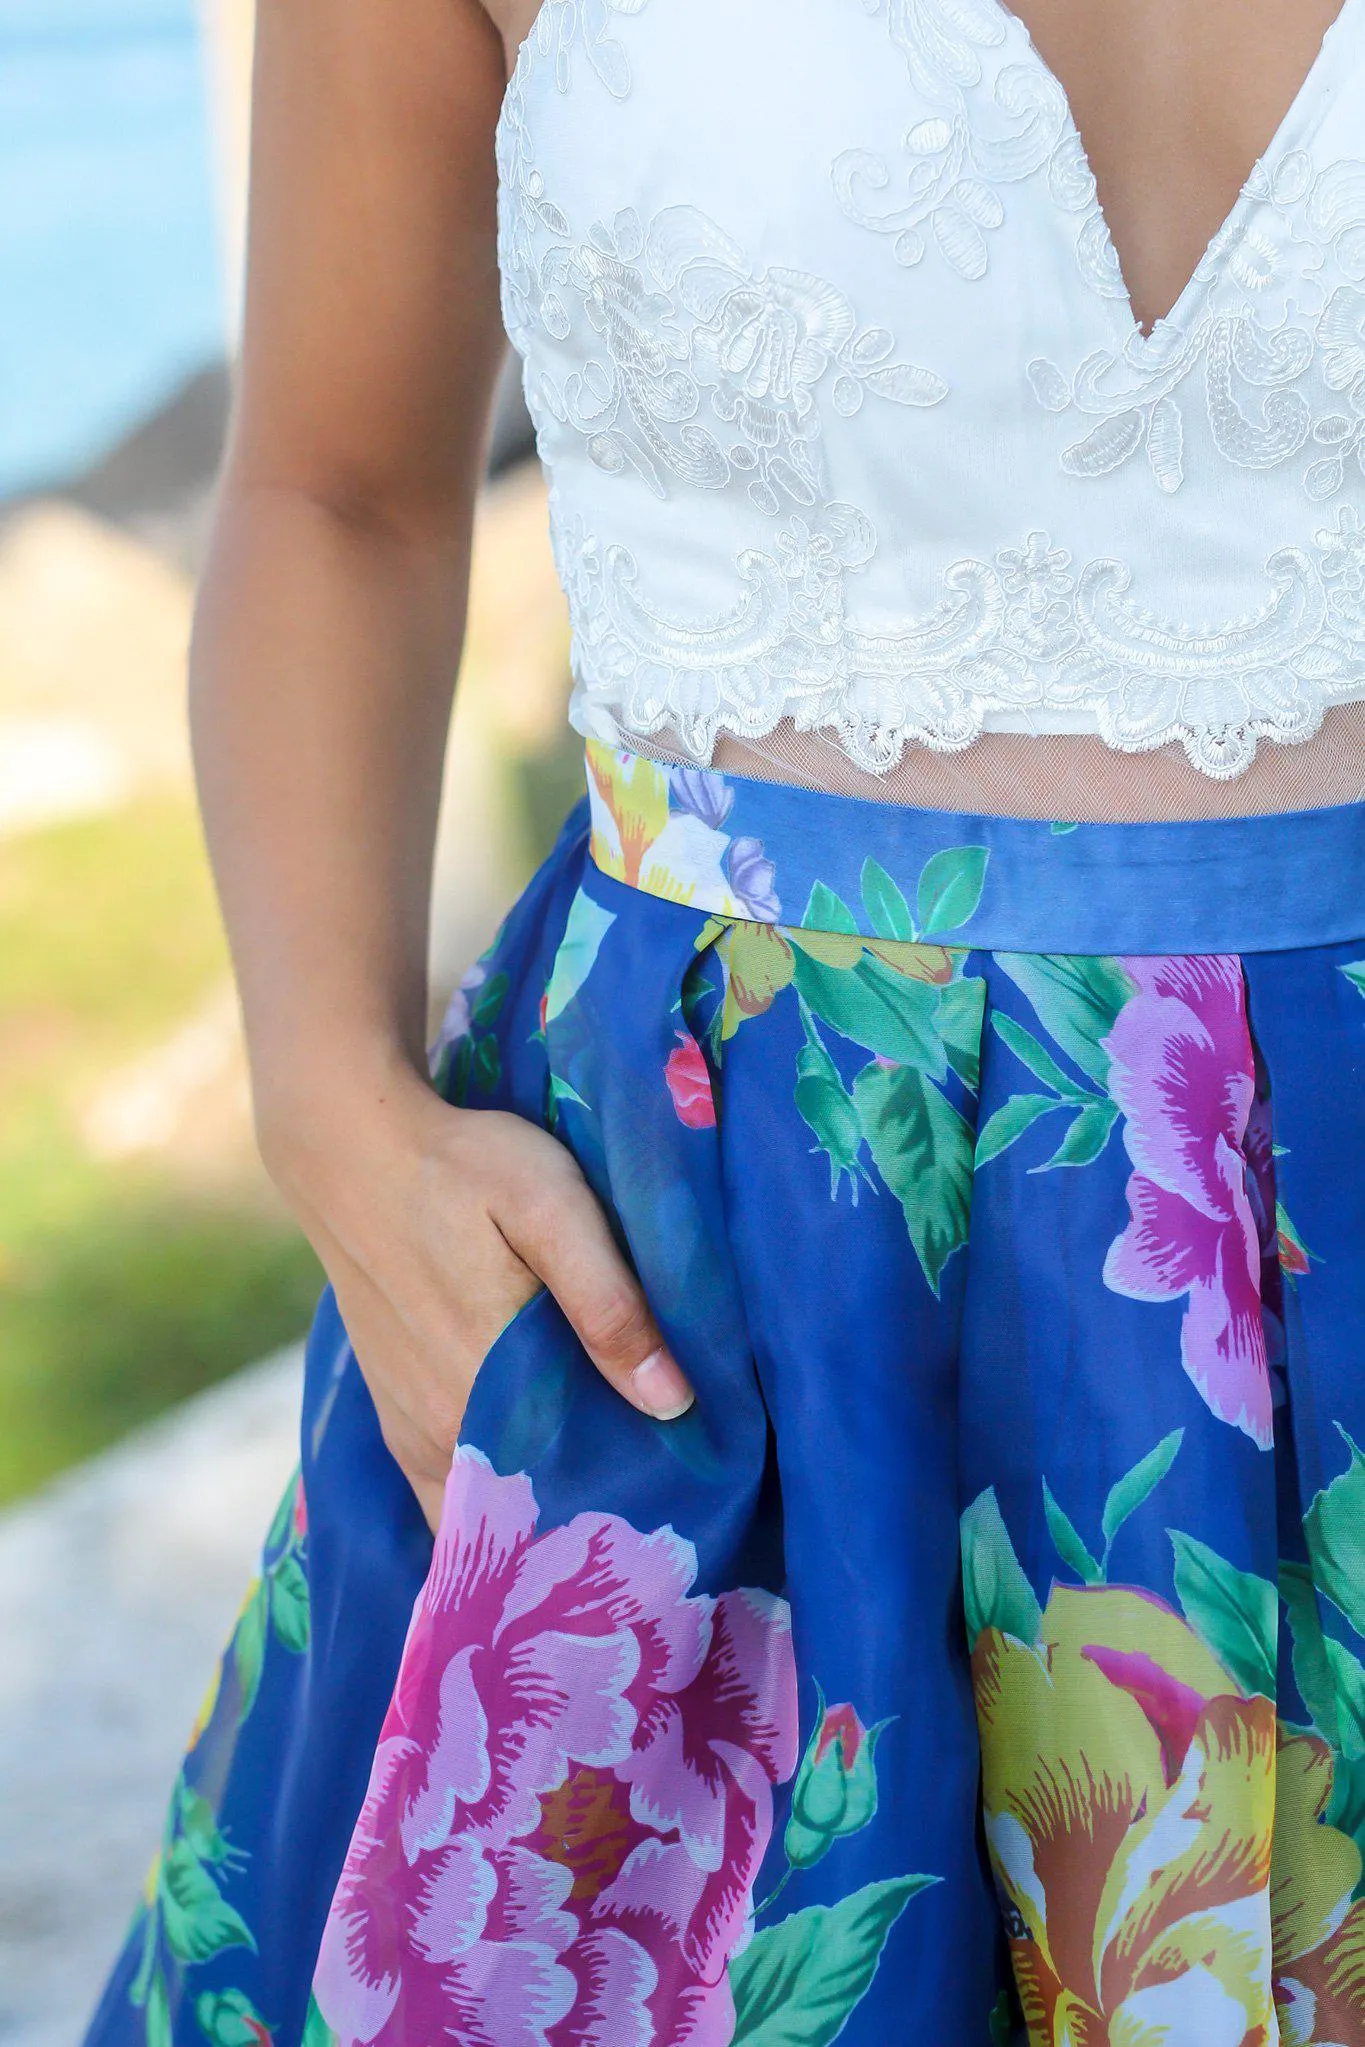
[84,762,1365,2047]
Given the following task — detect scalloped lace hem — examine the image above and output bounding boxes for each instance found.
[569,699,1365,822]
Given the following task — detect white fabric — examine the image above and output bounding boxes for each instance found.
[496,0,1365,789]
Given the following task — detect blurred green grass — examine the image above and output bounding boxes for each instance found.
[0,796,323,1503]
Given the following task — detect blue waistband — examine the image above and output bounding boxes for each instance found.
[584,743,1365,955]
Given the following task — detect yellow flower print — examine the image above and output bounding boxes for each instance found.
[586,744,671,889]
[586,742,748,911]
[698,917,796,1039]
[787,926,961,985]
[975,1582,1281,2044]
[698,916,964,1043]
[1272,1731,1365,2044]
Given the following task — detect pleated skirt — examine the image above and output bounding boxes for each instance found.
[84,742,1365,2046]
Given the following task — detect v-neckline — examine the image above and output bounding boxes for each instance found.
[987,0,1363,353]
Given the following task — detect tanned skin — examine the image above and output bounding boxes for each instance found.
[195,0,1344,1531]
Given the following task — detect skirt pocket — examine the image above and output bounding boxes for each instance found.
[456,1282,566,1475]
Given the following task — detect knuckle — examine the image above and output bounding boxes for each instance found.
[577,1286,652,1367]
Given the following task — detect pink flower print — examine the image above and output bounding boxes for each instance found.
[665,1032,716,1129]
[1102,956,1272,1450]
[313,1448,797,2047]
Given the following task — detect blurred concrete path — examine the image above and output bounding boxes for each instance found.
[0,1349,303,2047]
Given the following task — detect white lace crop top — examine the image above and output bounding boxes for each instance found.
[495,0,1365,785]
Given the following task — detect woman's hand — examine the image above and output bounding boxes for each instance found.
[264,1054,695,1531]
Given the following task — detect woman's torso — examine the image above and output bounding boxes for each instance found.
[493,0,1365,816]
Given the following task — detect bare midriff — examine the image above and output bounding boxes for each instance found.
[707,703,1365,823]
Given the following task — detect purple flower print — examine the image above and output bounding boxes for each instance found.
[1102,956,1273,1450]
[313,1448,798,2047]
[669,765,734,833]
[666,764,781,920]
[1241,1064,1289,1382]
[726,835,781,922]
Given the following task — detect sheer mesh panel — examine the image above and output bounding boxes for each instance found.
[625,709,1365,822]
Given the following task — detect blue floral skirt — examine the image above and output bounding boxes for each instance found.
[85,744,1365,2047]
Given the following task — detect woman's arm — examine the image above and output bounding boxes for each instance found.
[193,0,693,1531]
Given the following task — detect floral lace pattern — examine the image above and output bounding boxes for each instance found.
[1029,154,1365,498]
[500,189,948,515]
[496,0,1365,780]
[557,505,1365,778]
[511,0,652,103]
[833,0,1124,300]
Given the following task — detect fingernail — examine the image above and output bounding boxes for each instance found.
[630,1349,695,1420]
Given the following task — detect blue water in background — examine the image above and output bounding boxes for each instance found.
[0,0,226,500]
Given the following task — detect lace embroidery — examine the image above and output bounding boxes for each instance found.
[1029,153,1365,497]
[833,0,1124,297]
[498,148,950,513]
[512,0,651,102]
[499,28,948,513]
[555,502,1365,779]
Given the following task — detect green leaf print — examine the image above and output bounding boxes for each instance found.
[176,1786,229,1863]
[802,881,861,935]
[470,970,509,1031]
[792,950,948,1080]
[991,1013,1094,1104]
[130,1474,311,2040]
[989,1989,1014,2045]
[1280,1559,1342,1749]
[471,1033,501,1094]
[979,1006,1120,1173]
[996,953,1133,1088]
[232,1474,310,1718]
[1100,1430,1184,1553]
[961,1488,1042,1650]
[1042,1482,1103,1586]
[1325,1638,1365,1761]
[160,1838,256,1964]
[146,1971,173,2047]
[936,974,985,1092]
[853,1062,974,1295]
[231,1581,269,1723]
[975,1093,1064,1167]
[1170,1531,1278,1700]
[547,1074,591,1131]
[1033,1098,1119,1171]
[302,1999,338,2047]
[1043,1437,1183,1588]
[196,1988,273,2046]
[729,1875,936,2046]
[795,1007,874,1201]
[1304,1426,1365,1639]
[859,858,915,943]
[1342,961,1365,1000]
[268,1552,310,1654]
[543,892,616,1026]
[264,1479,297,1553]
[916,846,989,935]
